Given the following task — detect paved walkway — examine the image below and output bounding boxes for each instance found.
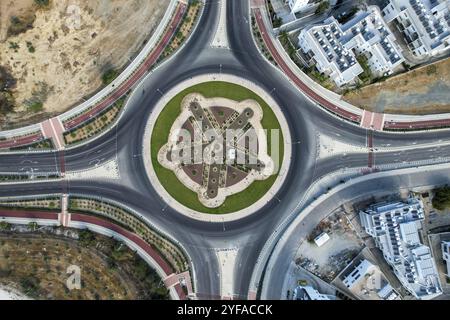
[58,194,71,227]
[0,132,43,150]
[41,118,66,150]
[360,110,385,131]
[164,271,194,297]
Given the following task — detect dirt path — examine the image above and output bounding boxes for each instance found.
[343,58,450,115]
[0,0,169,129]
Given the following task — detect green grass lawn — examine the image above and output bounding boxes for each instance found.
[151,81,284,214]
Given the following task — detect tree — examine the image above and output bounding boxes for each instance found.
[34,0,50,8]
[9,42,20,50]
[78,229,96,247]
[102,69,119,85]
[28,222,39,231]
[20,276,40,297]
[273,17,283,28]
[0,221,11,231]
[26,41,35,53]
[356,54,373,84]
[315,1,330,15]
[432,186,450,210]
[338,6,359,24]
[426,64,437,76]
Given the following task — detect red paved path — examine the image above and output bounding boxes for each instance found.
[0,209,58,220]
[0,133,43,149]
[372,113,384,131]
[42,118,65,150]
[361,110,372,129]
[385,118,450,130]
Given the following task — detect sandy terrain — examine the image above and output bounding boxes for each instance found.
[0,0,169,129]
[344,58,450,115]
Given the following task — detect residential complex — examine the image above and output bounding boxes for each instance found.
[298,6,404,86]
[341,259,400,300]
[442,241,450,278]
[292,286,336,300]
[382,0,450,57]
[359,196,442,300]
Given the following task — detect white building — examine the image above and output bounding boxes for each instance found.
[342,259,400,300]
[442,241,450,278]
[314,232,330,247]
[382,0,450,57]
[293,286,336,300]
[287,0,313,14]
[298,6,404,86]
[359,196,442,300]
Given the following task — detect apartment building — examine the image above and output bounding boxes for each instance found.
[359,196,442,300]
[382,0,450,57]
[298,6,404,86]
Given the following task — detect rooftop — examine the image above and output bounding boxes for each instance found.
[382,0,450,55]
[359,196,442,299]
[298,6,404,86]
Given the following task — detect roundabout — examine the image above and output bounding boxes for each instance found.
[2,0,450,300]
[142,74,292,220]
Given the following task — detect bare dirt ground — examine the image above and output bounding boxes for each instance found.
[295,211,365,282]
[0,0,169,129]
[343,58,450,115]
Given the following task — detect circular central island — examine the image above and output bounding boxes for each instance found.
[143,74,291,221]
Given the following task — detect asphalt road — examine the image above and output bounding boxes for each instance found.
[0,0,450,299]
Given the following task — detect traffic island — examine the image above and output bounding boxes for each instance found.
[143,74,292,220]
[158,93,275,208]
